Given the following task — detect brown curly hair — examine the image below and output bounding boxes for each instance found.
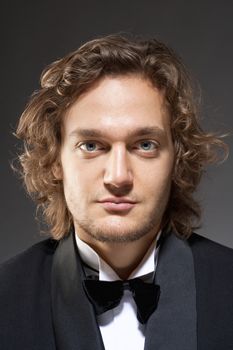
[16,34,228,240]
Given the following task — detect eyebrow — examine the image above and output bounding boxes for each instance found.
[69,127,166,139]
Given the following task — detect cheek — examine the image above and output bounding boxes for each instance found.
[137,159,173,199]
[145,174,172,196]
[62,161,99,205]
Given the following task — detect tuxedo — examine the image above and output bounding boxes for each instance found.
[0,231,233,350]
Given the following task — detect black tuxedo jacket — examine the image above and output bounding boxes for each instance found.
[0,231,233,350]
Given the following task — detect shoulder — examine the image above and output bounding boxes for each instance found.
[187,232,233,288]
[0,238,58,269]
[187,234,233,345]
[188,232,233,264]
[0,238,58,289]
[0,238,58,323]
[0,239,58,348]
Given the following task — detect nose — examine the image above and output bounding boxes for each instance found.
[103,144,133,189]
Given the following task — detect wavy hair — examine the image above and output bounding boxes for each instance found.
[16,34,228,239]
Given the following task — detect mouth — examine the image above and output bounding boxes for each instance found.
[97,197,137,212]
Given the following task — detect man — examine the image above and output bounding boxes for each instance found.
[0,34,232,350]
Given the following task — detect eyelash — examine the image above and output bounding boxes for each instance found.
[133,140,159,152]
[76,140,160,154]
[78,142,104,152]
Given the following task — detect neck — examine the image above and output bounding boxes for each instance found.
[76,228,160,280]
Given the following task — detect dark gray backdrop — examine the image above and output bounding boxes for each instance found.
[1,0,233,263]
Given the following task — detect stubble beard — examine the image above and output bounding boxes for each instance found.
[74,206,164,244]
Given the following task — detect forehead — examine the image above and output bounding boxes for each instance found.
[63,75,170,140]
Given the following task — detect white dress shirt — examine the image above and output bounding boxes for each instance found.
[75,232,161,350]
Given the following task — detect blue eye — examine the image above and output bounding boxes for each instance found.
[80,142,98,152]
[138,141,157,151]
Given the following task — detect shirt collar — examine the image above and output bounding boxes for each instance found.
[75,231,161,281]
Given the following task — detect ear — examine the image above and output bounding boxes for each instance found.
[52,162,63,180]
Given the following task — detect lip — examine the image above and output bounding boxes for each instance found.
[97,197,137,212]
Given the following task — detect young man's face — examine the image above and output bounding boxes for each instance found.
[60,75,174,244]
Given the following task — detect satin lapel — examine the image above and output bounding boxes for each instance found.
[51,232,105,350]
[144,232,197,350]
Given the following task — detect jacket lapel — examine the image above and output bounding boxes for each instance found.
[51,232,105,350]
[51,230,197,350]
[144,232,197,350]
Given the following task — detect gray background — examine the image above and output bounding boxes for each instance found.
[1,0,233,263]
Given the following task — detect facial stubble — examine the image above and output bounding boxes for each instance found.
[73,196,169,244]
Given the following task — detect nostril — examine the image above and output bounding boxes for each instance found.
[104,174,133,188]
[104,183,133,197]
[103,169,133,187]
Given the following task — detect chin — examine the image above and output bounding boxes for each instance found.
[76,215,157,244]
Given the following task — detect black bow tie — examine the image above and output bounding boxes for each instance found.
[83,278,160,324]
